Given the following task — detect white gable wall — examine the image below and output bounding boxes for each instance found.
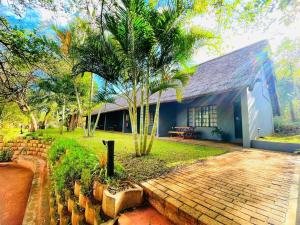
[241,68,274,147]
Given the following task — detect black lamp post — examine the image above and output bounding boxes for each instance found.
[102,140,115,177]
[20,124,23,134]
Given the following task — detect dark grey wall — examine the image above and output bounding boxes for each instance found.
[175,92,240,141]
[158,102,177,136]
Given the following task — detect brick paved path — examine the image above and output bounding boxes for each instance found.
[141,150,300,225]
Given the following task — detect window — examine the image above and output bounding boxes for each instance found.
[188,105,217,127]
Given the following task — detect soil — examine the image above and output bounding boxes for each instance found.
[0,163,34,225]
[107,181,135,195]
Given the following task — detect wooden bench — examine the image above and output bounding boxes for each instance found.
[168,126,198,139]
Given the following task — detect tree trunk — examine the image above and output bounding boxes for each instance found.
[139,84,144,154]
[74,83,87,136]
[60,98,66,134]
[41,109,51,129]
[142,69,150,153]
[29,112,38,132]
[92,107,102,136]
[290,101,296,122]
[88,72,94,137]
[146,91,162,154]
[132,83,140,156]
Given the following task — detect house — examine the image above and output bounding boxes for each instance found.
[91,40,280,147]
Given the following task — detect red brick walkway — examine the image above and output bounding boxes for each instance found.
[141,150,300,225]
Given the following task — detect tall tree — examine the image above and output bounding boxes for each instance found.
[0,17,54,131]
[274,38,300,122]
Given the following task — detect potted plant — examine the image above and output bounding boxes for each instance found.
[79,168,93,208]
[71,204,84,225]
[102,180,143,218]
[93,157,108,201]
[85,200,101,225]
[59,207,70,225]
[74,180,81,197]
[0,148,13,162]
[211,127,230,141]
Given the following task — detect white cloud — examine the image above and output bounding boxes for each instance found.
[37,7,72,27]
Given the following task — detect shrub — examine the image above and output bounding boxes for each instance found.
[0,148,14,162]
[50,139,98,194]
[81,168,93,197]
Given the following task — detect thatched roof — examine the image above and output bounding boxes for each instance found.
[92,40,280,115]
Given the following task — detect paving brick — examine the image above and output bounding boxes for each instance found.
[198,215,222,225]
[143,150,299,225]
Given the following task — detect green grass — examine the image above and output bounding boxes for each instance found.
[0,128,29,142]
[10,128,227,181]
[259,135,300,143]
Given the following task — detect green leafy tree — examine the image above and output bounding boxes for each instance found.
[0,17,55,131]
[274,38,300,122]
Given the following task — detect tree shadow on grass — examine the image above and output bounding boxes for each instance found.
[116,153,171,183]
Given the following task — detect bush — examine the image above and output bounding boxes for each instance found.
[48,138,128,197]
[49,139,98,194]
[81,168,93,197]
[0,148,13,162]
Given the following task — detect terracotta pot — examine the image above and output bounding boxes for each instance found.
[71,209,84,225]
[102,182,143,218]
[74,181,81,197]
[93,181,107,202]
[50,206,55,216]
[57,201,65,215]
[79,192,88,208]
[68,198,75,213]
[85,201,100,225]
[50,217,57,225]
[59,213,70,225]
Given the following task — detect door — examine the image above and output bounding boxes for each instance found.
[234,101,243,139]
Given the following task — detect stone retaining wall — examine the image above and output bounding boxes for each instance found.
[0,137,51,225]
[0,137,51,159]
[49,181,106,225]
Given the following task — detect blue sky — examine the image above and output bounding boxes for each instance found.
[1,1,300,65]
[0,4,41,30]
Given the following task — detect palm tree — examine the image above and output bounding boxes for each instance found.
[74,0,214,156]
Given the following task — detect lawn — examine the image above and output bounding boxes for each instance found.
[259,135,300,143]
[0,128,29,142]
[9,128,227,181]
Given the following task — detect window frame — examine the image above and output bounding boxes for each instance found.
[187,105,217,128]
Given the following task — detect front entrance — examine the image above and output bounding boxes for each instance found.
[234,101,243,139]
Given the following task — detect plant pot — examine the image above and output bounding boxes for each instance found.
[93,181,107,202]
[85,201,100,225]
[50,206,56,216]
[57,201,65,216]
[50,217,57,225]
[79,192,88,208]
[102,182,143,218]
[68,198,76,213]
[74,181,81,197]
[71,208,84,225]
[59,213,70,225]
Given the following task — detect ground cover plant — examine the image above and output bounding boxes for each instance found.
[0,148,13,162]
[259,135,300,144]
[34,128,226,181]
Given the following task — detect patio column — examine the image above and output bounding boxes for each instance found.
[104,114,107,131]
[122,111,125,133]
[241,88,251,147]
